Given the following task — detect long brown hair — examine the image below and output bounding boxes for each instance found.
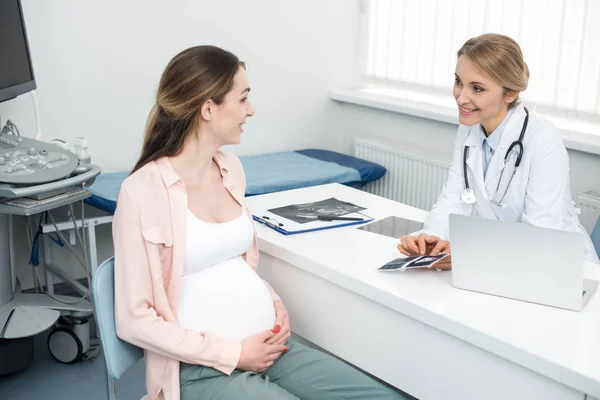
[132,46,245,173]
[457,33,529,109]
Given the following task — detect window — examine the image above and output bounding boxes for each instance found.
[361,0,600,122]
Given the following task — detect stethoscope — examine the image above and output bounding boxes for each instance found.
[460,107,529,205]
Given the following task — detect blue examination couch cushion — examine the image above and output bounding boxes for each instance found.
[85,171,129,215]
[85,149,386,214]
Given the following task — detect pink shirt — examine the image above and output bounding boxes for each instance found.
[113,152,280,400]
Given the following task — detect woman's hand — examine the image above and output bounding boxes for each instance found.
[398,233,452,270]
[237,330,288,372]
[266,300,291,346]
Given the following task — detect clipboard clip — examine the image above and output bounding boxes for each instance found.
[261,215,284,227]
[255,215,284,230]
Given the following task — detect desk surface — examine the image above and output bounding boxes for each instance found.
[246,183,600,398]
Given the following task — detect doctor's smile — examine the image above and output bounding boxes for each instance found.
[458,106,479,116]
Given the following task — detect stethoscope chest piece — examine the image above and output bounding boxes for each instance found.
[460,188,476,205]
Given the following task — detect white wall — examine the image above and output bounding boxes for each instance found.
[0,0,362,289]
[2,0,362,169]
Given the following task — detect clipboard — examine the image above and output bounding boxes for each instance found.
[253,211,373,235]
[252,197,374,235]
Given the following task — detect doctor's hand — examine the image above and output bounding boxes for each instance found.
[265,300,291,346]
[398,233,448,255]
[432,254,452,270]
[398,234,452,270]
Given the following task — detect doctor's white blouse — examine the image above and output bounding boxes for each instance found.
[423,103,599,263]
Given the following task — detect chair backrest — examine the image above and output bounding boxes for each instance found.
[592,216,600,259]
[93,257,144,380]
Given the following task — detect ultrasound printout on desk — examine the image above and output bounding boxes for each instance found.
[268,198,366,224]
[358,216,424,239]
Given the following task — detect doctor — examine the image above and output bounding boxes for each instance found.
[398,33,599,266]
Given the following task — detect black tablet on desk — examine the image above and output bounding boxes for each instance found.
[357,216,423,239]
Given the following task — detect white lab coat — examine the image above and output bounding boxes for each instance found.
[424,103,599,263]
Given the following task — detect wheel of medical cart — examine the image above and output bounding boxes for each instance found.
[48,325,83,363]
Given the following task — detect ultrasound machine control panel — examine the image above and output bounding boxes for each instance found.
[0,133,79,185]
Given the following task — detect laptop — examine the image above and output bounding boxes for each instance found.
[449,214,598,311]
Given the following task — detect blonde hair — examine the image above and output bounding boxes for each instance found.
[457,33,529,109]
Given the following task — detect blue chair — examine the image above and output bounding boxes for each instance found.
[93,257,144,400]
[592,216,600,259]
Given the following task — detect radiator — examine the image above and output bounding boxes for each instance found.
[576,190,600,234]
[354,139,450,211]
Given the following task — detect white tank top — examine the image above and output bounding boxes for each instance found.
[177,209,276,342]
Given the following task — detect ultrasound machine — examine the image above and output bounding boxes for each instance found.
[0,0,101,372]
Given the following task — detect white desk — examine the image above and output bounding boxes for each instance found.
[246,183,600,400]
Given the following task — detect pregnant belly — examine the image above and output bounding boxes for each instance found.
[177,256,276,342]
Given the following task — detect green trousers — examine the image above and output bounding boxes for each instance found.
[180,339,409,400]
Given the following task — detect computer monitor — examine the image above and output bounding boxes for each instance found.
[0,0,36,103]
